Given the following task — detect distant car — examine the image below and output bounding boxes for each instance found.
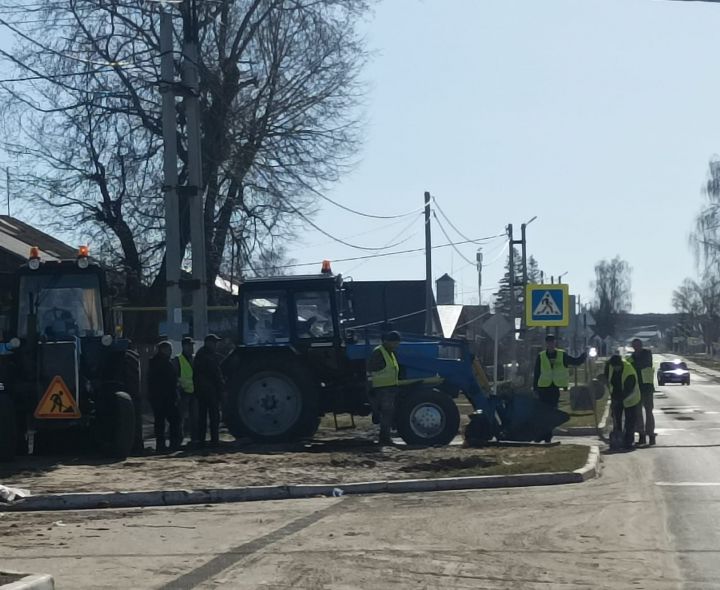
[657,360,690,386]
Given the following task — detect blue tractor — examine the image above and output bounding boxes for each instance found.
[220,269,568,445]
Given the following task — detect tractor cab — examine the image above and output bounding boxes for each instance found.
[0,246,140,462]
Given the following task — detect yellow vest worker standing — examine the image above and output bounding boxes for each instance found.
[174,337,199,445]
[605,354,641,451]
[533,334,587,443]
[367,331,401,445]
[630,338,655,446]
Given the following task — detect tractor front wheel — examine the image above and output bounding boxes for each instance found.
[0,395,17,461]
[395,388,460,446]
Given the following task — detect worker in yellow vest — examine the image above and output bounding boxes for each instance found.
[533,335,587,442]
[630,338,655,446]
[604,354,641,450]
[367,331,401,445]
[174,337,198,445]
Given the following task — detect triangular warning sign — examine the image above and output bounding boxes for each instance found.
[533,291,562,317]
[34,376,81,419]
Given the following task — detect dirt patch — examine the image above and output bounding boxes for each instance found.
[0,425,589,495]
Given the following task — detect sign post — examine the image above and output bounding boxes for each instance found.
[483,314,512,395]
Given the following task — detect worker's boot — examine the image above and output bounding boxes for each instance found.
[638,434,647,446]
[649,434,656,446]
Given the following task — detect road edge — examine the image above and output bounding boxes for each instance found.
[1,445,600,512]
[0,573,54,590]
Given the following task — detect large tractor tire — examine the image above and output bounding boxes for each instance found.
[122,351,144,453]
[395,388,460,447]
[98,391,135,459]
[226,359,320,443]
[0,395,17,461]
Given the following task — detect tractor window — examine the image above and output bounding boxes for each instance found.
[244,293,290,345]
[295,291,334,339]
[17,274,104,339]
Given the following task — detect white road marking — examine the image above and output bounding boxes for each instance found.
[659,482,720,488]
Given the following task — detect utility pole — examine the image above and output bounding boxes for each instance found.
[507,224,517,373]
[476,249,483,306]
[424,191,433,335]
[160,8,183,343]
[182,0,208,339]
[5,168,10,216]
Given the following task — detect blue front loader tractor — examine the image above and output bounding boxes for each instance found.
[221,268,569,446]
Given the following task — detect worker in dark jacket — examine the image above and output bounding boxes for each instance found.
[194,334,225,447]
[630,338,655,446]
[367,331,401,445]
[533,335,586,442]
[147,341,182,452]
[605,354,641,450]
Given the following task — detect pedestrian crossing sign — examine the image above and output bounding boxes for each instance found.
[34,375,81,419]
[526,284,570,327]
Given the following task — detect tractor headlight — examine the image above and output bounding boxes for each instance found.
[28,258,40,270]
[9,337,20,350]
[101,334,113,346]
[77,256,89,269]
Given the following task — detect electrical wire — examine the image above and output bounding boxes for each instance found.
[433,195,488,245]
[432,212,476,265]
[240,234,505,272]
[316,191,424,219]
[343,214,421,275]
[287,203,416,251]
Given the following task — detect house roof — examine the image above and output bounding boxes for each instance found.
[436,273,454,283]
[0,215,77,262]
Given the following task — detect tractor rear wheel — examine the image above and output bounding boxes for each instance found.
[98,391,135,459]
[0,395,17,461]
[226,360,319,443]
[396,388,460,447]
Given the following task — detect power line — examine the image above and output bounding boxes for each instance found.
[316,191,424,219]
[432,212,476,265]
[433,196,488,245]
[344,214,420,275]
[241,233,505,271]
[288,203,416,251]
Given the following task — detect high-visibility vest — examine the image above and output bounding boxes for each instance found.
[640,365,654,387]
[538,350,569,388]
[369,345,399,389]
[178,354,194,394]
[610,360,641,408]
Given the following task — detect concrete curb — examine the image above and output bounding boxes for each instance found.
[555,398,611,437]
[0,446,600,513]
[0,573,54,590]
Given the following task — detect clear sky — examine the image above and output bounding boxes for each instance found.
[297,0,720,314]
[3,0,720,314]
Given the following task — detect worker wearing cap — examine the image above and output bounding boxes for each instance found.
[174,337,198,445]
[148,341,182,452]
[533,335,587,443]
[367,331,401,445]
[630,338,655,446]
[605,354,641,450]
[194,334,225,448]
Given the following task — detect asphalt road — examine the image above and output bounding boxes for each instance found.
[3,357,720,589]
[651,355,720,589]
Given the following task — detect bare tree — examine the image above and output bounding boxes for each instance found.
[0,0,369,302]
[591,256,632,338]
[672,276,720,354]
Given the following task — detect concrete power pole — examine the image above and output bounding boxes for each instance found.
[424,191,433,336]
[182,0,208,339]
[476,249,483,306]
[160,9,183,343]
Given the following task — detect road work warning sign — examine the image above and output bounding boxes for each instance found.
[526,284,570,327]
[34,376,81,419]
